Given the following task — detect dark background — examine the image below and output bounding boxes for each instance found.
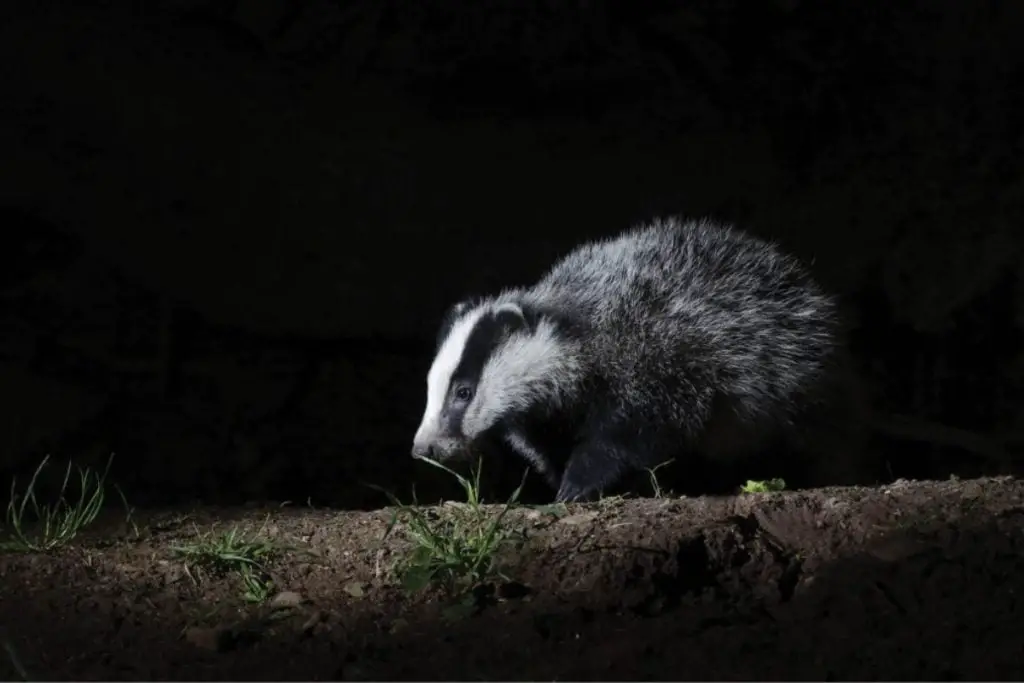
[0,0,1021,510]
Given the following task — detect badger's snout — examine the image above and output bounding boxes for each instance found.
[411,422,466,462]
[411,436,465,461]
[410,441,434,460]
[411,420,438,459]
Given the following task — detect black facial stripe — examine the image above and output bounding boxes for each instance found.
[442,306,528,435]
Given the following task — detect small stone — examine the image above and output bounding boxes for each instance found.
[270,591,305,609]
[301,610,327,635]
[343,581,366,598]
[961,480,984,499]
[559,512,598,526]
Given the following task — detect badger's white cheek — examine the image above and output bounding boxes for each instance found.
[461,398,490,440]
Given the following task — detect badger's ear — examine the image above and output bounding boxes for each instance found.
[492,301,523,317]
[444,298,478,322]
[450,298,476,318]
[492,301,532,336]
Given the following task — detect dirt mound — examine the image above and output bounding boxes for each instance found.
[1,477,1023,680]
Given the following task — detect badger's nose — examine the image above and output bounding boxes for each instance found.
[411,442,432,459]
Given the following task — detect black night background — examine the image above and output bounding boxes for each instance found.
[0,0,1022,679]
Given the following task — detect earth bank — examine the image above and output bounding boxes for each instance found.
[1,476,1022,681]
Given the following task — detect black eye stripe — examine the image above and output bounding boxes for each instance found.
[448,308,519,391]
[442,303,531,436]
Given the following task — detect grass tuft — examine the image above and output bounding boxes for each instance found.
[374,456,526,597]
[644,458,675,498]
[169,518,279,603]
[740,478,787,493]
[1,454,118,552]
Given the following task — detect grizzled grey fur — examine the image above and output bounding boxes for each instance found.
[411,216,865,502]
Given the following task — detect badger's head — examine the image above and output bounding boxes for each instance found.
[411,296,579,462]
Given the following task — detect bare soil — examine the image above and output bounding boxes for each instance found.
[1,477,1023,681]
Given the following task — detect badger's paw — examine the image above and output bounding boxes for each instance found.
[555,439,631,503]
[554,479,601,504]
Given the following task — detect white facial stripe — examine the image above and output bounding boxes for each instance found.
[462,319,580,437]
[413,307,487,446]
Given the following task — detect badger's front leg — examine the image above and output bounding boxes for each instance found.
[503,429,561,491]
[555,433,637,503]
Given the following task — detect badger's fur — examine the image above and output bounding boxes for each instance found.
[411,216,866,502]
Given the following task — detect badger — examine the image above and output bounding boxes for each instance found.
[410,216,866,502]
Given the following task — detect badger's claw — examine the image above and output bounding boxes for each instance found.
[554,480,599,503]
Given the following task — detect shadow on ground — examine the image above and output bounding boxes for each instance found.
[1,477,1022,681]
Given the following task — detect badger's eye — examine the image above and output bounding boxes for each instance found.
[454,386,473,401]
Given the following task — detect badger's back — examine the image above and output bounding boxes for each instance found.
[523,217,841,432]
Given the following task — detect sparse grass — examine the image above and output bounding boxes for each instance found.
[740,478,787,493]
[644,459,675,498]
[374,457,526,597]
[169,518,279,603]
[1,454,122,552]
